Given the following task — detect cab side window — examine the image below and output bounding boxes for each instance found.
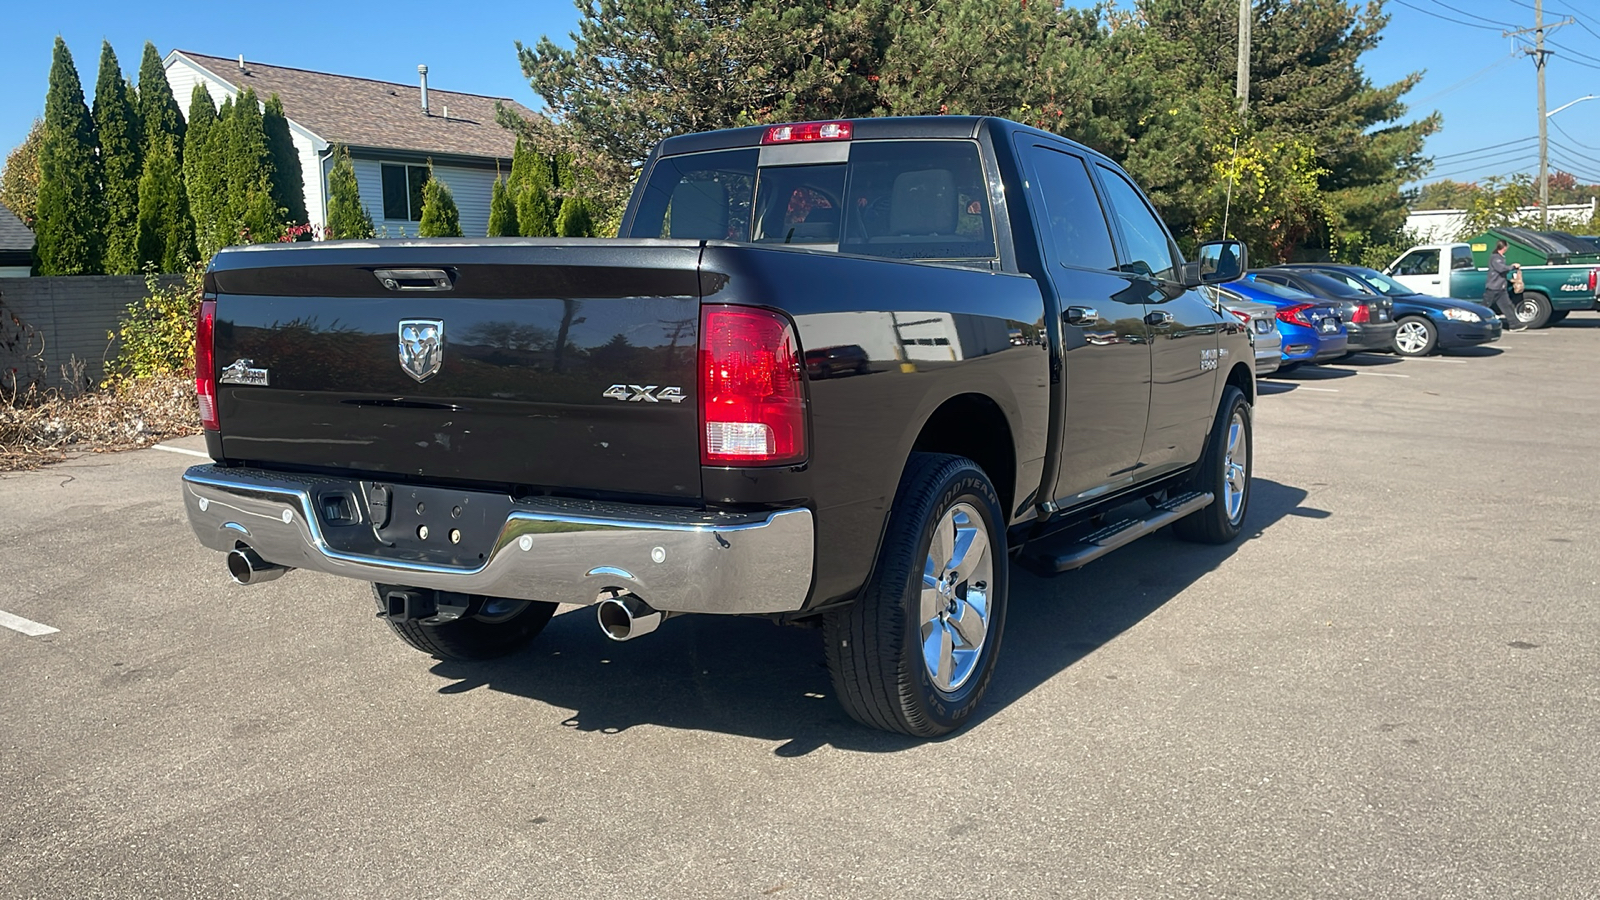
[1096,165,1181,282]
[1451,246,1476,270]
[1024,144,1117,271]
[1394,250,1440,276]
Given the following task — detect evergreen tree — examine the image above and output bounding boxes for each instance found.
[324,145,375,239]
[517,150,558,237]
[487,176,518,236]
[417,166,462,237]
[1,119,43,226]
[224,89,283,243]
[36,37,105,275]
[183,85,224,259]
[555,194,595,237]
[136,42,185,165]
[94,42,143,274]
[261,93,306,225]
[136,134,194,271]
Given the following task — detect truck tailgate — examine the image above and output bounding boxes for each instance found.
[207,240,705,500]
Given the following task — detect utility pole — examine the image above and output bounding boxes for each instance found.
[1506,1,1573,228]
[1236,0,1251,115]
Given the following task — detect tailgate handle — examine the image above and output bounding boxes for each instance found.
[374,268,454,291]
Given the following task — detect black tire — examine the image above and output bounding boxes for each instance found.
[823,453,1009,737]
[1548,310,1570,325]
[1392,316,1437,358]
[1516,292,1552,329]
[371,584,557,660]
[1173,386,1253,545]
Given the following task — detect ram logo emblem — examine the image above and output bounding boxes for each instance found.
[398,319,445,383]
[603,384,686,404]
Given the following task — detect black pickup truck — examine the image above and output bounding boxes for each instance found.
[182,117,1255,736]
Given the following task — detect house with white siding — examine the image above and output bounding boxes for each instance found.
[163,51,535,238]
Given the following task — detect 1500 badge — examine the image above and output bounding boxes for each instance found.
[603,384,686,403]
[1200,349,1219,371]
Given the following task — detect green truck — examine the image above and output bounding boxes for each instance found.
[1385,241,1599,329]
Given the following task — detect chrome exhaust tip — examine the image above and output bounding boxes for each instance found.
[596,593,664,641]
[226,546,291,585]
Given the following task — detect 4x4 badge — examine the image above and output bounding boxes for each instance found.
[398,319,444,383]
[603,384,686,403]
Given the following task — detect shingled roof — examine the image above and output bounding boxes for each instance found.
[174,51,535,159]
[0,202,34,266]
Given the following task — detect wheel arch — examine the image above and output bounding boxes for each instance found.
[1224,361,1254,406]
[908,392,1019,522]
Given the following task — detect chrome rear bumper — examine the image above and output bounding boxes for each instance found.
[181,465,815,615]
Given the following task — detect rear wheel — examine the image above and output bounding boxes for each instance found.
[372,584,557,660]
[1515,292,1552,329]
[823,453,1008,737]
[1173,386,1252,545]
[1392,316,1437,357]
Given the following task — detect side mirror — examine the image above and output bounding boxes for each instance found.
[1186,240,1249,288]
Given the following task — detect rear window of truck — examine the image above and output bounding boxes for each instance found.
[628,140,997,262]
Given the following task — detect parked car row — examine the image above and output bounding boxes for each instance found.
[1209,262,1510,374]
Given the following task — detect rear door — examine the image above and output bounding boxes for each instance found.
[1094,163,1220,479]
[1020,141,1152,504]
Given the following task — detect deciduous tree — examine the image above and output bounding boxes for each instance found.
[1,119,42,226]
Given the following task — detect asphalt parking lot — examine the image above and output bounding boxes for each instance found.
[2,315,1597,899]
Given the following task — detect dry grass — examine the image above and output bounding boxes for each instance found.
[0,370,200,472]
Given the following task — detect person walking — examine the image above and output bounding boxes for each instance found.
[1484,239,1523,329]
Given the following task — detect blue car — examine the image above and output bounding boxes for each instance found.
[1219,278,1348,370]
[1278,264,1502,357]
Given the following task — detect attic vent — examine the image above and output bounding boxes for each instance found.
[237,54,246,74]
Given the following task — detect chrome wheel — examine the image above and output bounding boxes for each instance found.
[1395,320,1431,354]
[919,502,993,693]
[1223,410,1248,524]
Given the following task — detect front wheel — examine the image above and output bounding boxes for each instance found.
[372,584,557,660]
[1393,316,1437,357]
[823,453,1008,737]
[1173,386,1252,544]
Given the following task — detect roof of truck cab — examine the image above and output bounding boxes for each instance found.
[653,116,1104,161]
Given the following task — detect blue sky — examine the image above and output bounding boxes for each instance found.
[4,0,1599,188]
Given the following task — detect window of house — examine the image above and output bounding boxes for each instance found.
[381,163,430,222]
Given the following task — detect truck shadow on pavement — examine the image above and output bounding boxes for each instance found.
[427,478,1315,757]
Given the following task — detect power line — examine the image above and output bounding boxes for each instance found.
[1414,53,1519,104]
[1551,119,1600,150]
[1550,137,1600,165]
[1391,0,1506,29]
[1548,37,1600,63]
[1432,136,1538,160]
[1428,156,1540,181]
[1422,0,1519,28]
[1430,145,1548,168]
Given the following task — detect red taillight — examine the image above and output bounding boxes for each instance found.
[699,306,807,466]
[1589,267,1597,292]
[1228,308,1251,325]
[1350,303,1371,324]
[762,121,853,145]
[196,299,218,431]
[1276,302,1314,327]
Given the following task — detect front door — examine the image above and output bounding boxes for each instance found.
[1094,165,1220,478]
[1389,248,1444,296]
[1021,142,1152,505]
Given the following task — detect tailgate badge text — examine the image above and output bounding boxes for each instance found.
[398,319,445,383]
[603,384,686,404]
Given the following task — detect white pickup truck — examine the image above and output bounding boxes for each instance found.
[1385,242,1598,328]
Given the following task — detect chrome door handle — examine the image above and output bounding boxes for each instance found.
[1144,310,1174,326]
[1064,306,1099,325]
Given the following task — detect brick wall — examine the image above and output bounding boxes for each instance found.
[0,275,184,390]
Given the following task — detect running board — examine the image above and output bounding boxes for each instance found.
[1019,491,1214,575]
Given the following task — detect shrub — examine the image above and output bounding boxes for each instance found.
[107,264,203,382]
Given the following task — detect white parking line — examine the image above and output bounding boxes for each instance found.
[1363,371,1410,377]
[152,444,211,459]
[1299,387,1341,392]
[0,610,59,636]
